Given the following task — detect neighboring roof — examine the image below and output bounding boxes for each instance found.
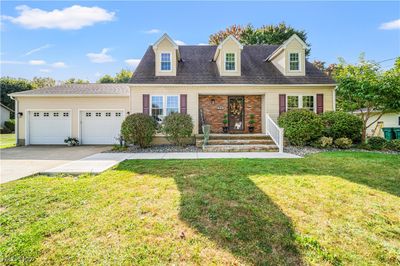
[0,103,14,112]
[130,45,335,85]
[8,84,130,97]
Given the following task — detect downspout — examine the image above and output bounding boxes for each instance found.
[10,96,19,146]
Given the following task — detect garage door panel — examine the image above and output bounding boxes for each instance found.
[29,111,71,145]
[81,111,124,145]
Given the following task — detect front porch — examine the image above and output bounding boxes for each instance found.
[199,95,263,134]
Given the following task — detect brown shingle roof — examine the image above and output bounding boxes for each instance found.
[130,45,335,85]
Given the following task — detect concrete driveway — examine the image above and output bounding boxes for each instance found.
[0,146,110,184]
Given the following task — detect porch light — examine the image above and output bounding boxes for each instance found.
[211,98,215,105]
[18,112,23,117]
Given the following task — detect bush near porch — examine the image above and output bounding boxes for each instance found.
[0,152,399,265]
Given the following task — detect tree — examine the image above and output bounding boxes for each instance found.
[31,77,56,89]
[312,60,337,77]
[0,77,34,111]
[334,55,400,142]
[209,22,310,55]
[98,75,114,83]
[64,78,89,84]
[114,69,133,83]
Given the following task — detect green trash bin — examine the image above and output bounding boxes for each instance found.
[393,128,400,139]
[382,128,393,140]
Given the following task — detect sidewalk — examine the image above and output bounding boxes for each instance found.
[42,152,301,175]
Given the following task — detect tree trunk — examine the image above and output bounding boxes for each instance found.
[361,124,367,143]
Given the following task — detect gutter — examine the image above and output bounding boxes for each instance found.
[10,96,18,146]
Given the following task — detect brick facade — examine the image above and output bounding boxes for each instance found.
[199,95,262,133]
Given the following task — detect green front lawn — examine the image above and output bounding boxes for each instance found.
[1,152,399,265]
[0,134,15,149]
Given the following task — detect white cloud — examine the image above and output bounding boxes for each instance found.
[379,19,400,30]
[198,43,208,46]
[174,40,186,45]
[144,29,160,34]
[125,59,141,69]
[29,60,46,65]
[86,48,114,63]
[39,69,51,73]
[2,5,115,30]
[0,60,25,64]
[23,44,51,56]
[52,61,67,68]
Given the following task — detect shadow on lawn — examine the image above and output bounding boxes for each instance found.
[116,160,303,265]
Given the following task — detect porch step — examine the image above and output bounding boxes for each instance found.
[203,144,279,152]
[195,133,271,140]
[198,139,275,146]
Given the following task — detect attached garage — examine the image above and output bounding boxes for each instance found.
[80,110,125,144]
[28,110,71,145]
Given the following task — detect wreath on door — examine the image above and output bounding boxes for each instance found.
[229,98,243,116]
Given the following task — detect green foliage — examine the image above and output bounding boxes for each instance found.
[223,114,228,125]
[0,77,34,112]
[121,113,156,148]
[249,114,255,125]
[334,138,353,149]
[4,119,15,132]
[115,69,133,83]
[64,78,89,84]
[313,136,333,148]
[367,136,387,150]
[320,111,363,142]
[162,113,194,146]
[278,109,323,146]
[209,22,310,55]
[385,139,400,152]
[98,74,115,83]
[31,77,56,89]
[334,55,400,142]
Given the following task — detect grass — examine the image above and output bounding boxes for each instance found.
[0,134,15,149]
[1,152,399,265]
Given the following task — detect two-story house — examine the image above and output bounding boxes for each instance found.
[10,33,336,150]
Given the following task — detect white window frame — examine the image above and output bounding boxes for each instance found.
[160,52,172,72]
[150,95,180,122]
[286,94,316,113]
[288,52,301,72]
[224,52,236,71]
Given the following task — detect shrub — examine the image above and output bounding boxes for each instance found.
[313,136,333,148]
[320,111,362,142]
[367,136,387,150]
[278,109,323,146]
[385,139,400,152]
[121,113,157,148]
[334,137,353,149]
[4,119,15,132]
[162,113,193,146]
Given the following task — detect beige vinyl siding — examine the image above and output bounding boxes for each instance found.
[153,38,177,76]
[215,38,242,76]
[130,85,335,134]
[15,96,130,145]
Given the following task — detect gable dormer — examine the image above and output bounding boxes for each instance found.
[266,34,308,76]
[153,33,180,76]
[213,35,243,76]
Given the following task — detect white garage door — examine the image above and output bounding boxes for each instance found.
[29,111,71,144]
[80,110,124,145]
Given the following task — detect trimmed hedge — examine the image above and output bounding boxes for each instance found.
[334,137,353,149]
[4,119,15,132]
[367,136,387,150]
[121,113,157,148]
[162,113,193,146]
[278,109,323,146]
[386,139,400,152]
[320,111,362,142]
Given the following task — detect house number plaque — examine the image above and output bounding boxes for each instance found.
[217,106,224,110]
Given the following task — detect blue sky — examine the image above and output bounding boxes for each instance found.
[1,1,399,82]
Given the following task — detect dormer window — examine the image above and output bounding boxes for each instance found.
[289,53,300,71]
[160,53,172,71]
[225,53,236,71]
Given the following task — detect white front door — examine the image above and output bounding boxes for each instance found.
[28,111,71,144]
[80,110,124,145]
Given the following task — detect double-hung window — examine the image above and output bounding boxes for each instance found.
[151,95,179,123]
[160,53,171,71]
[225,53,235,71]
[289,53,300,71]
[287,95,315,112]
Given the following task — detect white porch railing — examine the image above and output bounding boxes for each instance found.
[265,114,284,153]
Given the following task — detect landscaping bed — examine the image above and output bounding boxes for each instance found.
[108,144,201,153]
[284,145,400,157]
[1,152,399,265]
